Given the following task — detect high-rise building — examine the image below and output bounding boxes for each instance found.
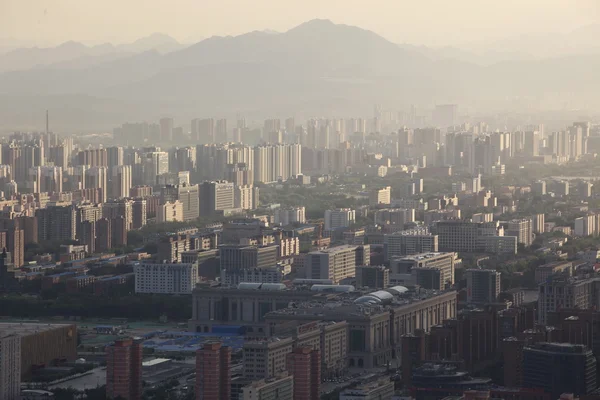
[107,146,124,167]
[77,148,107,167]
[287,347,321,400]
[157,201,184,223]
[234,185,255,210]
[219,245,279,272]
[134,262,198,294]
[199,181,235,216]
[324,208,355,231]
[575,214,597,237]
[0,218,25,268]
[85,166,108,202]
[355,265,389,289]
[132,199,147,229]
[538,276,600,324]
[243,337,294,380]
[533,180,546,196]
[195,342,231,400]
[274,207,306,226]
[305,245,366,283]
[36,205,77,242]
[103,199,133,230]
[390,252,456,290]
[523,343,597,398]
[505,218,533,247]
[160,117,174,142]
[161,184,199,221]
[0,333,21,400]
[532,213,545,233]
[369,186,391,206]
[254,144,301,183]
[142,151,169,186]
[193,118,215,143]
[106,338,142,400]
[216,119,227,140]
[465,269,501,304]
[111,165,132,199]
[29,166,63,194]
[384,228,438,260]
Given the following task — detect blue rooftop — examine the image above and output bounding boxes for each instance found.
[46,271,77,278]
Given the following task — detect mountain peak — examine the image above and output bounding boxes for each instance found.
[288,19,336,32]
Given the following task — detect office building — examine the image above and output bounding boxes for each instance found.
[505,218,533,247]
[157,200,184,223]
[106,338,143,400]
[274,207,306,226]
[465,269,501,304]
[287,347,321,400]
[196,342,231,400]
[434,220,516,254]
[0,323,77,380]
[0,333,21,400]
[374,208,415,230]
[305,245,366,283]
[535,261,572,284]
[369,186,391,206]
[241,373,293,400]
[390,252,456,290]
[523,343,597,398]
[324,208,355,231]
[384,228,438,261]
[538,276,600,324]
[161,184,199,221]
[134,262,199,294]
[199,180,235,216]
[356,265,389,289]
[243,337,294,380]
[219,245,279,272]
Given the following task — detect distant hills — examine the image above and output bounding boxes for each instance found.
[1,19,600,132]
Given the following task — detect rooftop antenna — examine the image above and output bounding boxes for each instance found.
[46,110,49,135]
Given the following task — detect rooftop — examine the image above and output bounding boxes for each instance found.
[0,322,75,337]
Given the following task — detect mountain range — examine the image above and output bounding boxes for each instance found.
[1,19,599,132]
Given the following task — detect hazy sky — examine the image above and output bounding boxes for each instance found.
[2,0,600,46]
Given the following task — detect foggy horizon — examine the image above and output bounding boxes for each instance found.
[3,0,600,48]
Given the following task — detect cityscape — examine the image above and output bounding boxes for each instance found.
[3,2,600,400]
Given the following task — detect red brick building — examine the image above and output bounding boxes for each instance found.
[196,342,231,400]
[287,347,321,400]
[106,338,142,400]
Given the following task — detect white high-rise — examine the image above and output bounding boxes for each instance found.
[111,165,132,199]
[134,262,199,294]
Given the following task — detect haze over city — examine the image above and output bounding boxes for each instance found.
[4,2,600,400]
